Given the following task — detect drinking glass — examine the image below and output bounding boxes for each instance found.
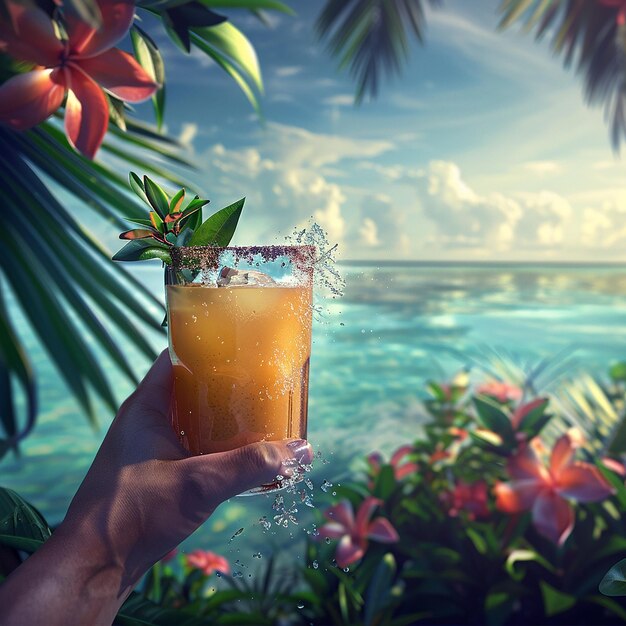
[165,245,314,494]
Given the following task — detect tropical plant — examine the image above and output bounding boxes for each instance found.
[5,367,626,624]
[0,0,292,457]
[317,0,626,149]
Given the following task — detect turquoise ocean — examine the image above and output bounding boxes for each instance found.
[2,263,626,562]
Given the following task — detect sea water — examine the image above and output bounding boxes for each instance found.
[2,262,626,558]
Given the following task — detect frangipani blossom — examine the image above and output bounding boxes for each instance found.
[318,497,399,568]
[0,0,157,158]
[446,480,490,520]
[185,550,230,576]
[476,380,522,404]
[495,432,614,545]
[367,445,418,483]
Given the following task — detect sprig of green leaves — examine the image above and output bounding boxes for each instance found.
[113,172,244,265]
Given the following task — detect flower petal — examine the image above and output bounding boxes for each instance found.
[367,517,399,543]
[77,48,157,102]
[0,69,65,130]
[0,2,63,66]
[67,0,135,58]
[494,479,543,513]
[556,462,615,503]
[550,433,576,477]
[507,442,550,483]
[64,67,108,159]
[395,462,418,480]
[367,452,382,472]
[532,491,574,545]
[317,522,347,539]
[324,500,355,531]
[335,535,365,569]
[355,497,383,537]
[531,491,574,545]
[390,445,413,467]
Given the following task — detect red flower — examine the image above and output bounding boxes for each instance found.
[476,381,522,404]
[599,0,626,26]
[447,480,490,520]
[367,445,418,483]
[0,0,157,158]
[495,432,614,545]
[185,550,230,576]
[318,497,399,568]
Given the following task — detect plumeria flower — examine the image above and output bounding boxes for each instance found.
[494,431,614,545]
[367,445,418,485]
[476,380,522,404]
[0,0,157,158]
[185,550,230,576]
[447,480,490,520]
[599,0,626,26]
[318,497,399,568]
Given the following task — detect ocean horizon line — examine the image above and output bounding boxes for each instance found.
[338,259,626,268]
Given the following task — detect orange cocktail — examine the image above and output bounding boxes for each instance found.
[166,246,313,461]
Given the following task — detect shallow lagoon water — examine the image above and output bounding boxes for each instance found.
[2,263,626,562]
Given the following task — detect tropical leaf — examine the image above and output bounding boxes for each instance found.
[0,487,51,547]
[316,0,442,102]
[498,0,626,150]
[188,198,244,246]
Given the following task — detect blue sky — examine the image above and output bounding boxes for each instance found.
[145,0,626,261]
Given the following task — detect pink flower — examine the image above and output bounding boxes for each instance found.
[367,445,418,483]
[185,550,230,576]
[599,0,626,26]
[446,480,490,520]
[477,381,522,404]
[494,432,614,545]
[0,0,157,158]
[318,497,399,568]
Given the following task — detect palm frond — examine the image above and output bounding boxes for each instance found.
[316,0,442,103]
[499,0,626,150]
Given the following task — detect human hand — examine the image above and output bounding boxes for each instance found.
[0,350,313,625]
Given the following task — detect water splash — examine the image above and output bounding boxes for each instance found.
[229,527,244,543]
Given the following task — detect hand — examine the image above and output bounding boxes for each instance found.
[0,350,313,626]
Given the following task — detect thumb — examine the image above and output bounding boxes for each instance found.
[182,439,313,501]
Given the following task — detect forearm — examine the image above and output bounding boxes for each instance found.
[0,522,133,626]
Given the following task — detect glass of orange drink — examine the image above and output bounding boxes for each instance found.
[165,245,314,494]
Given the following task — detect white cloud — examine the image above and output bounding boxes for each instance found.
[275,65,303,77]
[196,123,391,246]
[580,196,626,248]
[322,94,355,106]
[523,161,562,175]
[179,123,198,148]
[416,161,576,252]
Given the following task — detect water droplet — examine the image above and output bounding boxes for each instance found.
[229,527,244,542]
[191,314,197,323]
[361,329,365,333]
[332,491,336,496]
[321,480,333,493]
[325,537,331,544]
[312,560,319,569]
[252,552,262,559]
[233,571,244,578]
[343,567,350,572]
[297,602,305,609]
[180,430,185,436]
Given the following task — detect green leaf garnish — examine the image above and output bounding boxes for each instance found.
[188,197,244,247]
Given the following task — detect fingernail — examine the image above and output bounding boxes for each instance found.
[285,439,313,464]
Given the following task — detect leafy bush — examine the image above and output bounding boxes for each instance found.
[3,366,626,625]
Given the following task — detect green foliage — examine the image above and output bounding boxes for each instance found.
[114,174,244,265]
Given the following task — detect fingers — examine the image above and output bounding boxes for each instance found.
[183,439,313,502]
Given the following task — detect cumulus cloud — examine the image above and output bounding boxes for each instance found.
[580,196,626,248]
[179,123,198,148]
[275,65,303,77]
[322,94,354,106]
[523,161,562,175]
[415,161,576,252]
[418,161,521,250]
[197,123,391,245]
